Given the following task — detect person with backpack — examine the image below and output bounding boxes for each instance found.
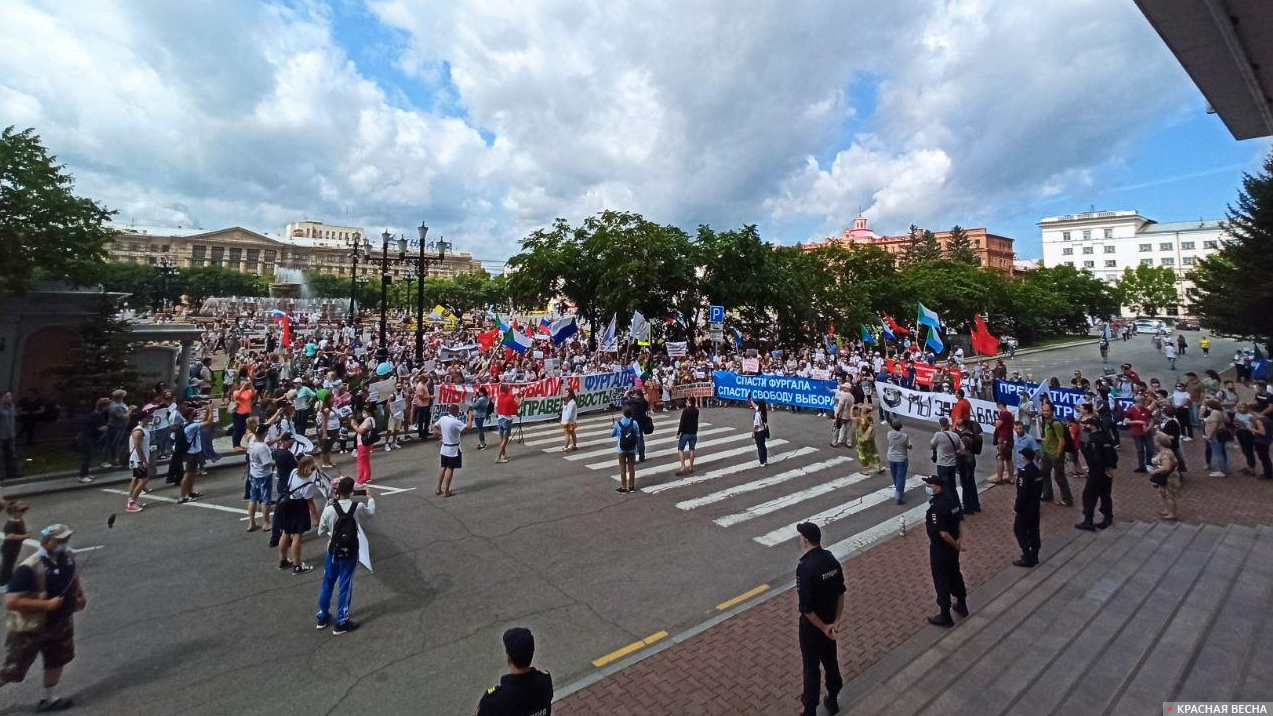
[278,456,319,574]
[315,476,375,635]
[269,433,299,550]
[351,408,377,486]
[432,404,466,498]
[954,422,980,514]
[612,407,640,494]
[929,418,962,499]
[1038,403,1073,507]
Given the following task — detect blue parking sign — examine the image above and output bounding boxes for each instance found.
[710,305,725,324]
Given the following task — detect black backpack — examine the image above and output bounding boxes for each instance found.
[329,501,359,559]
[618,419,639,452]
[362,426,380,446]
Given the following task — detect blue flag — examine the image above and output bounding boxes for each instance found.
[925,324,944,354]
[881,319,895,342]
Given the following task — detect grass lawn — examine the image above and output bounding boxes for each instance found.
[10,441,86,478]
[1026,334,1094,349]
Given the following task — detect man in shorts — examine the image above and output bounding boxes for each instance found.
[1,524,87,712]
[494,385,520,465]
[433,404,465,497]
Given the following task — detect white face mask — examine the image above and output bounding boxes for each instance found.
[924,486,935,498]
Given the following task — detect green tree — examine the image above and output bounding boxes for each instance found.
[50,293,140,411]
[97,263,163,310]
[1117,264,1178,317]
[901,225,942,265]
[696,224,779,342]
[1,126,117,293]
[177,266,268,307]
[305,272,376,314]
[506,217,605,344]
[945,225,979,265]
[1191,150,1273,339]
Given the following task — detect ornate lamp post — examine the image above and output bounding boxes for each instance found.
[346,235,371,323]
[156,256,180,311]
[410,221,450,364]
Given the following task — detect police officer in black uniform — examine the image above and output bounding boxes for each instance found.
[923,475,967,627]
[795,521,846,716]
[1013,447,1044,567]
[476,627,553,716]
[1076,420,1116,531]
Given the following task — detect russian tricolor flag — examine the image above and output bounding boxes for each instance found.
[549,316,577,345]
[270,310,292,347]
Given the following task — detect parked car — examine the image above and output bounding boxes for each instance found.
[1133,318,1165,333]
[1175,320,1200,331]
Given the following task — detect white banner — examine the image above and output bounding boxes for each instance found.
[433,370,636,425]
[666,341,687,358]
[875,382,1011,433]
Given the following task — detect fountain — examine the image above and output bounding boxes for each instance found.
[270,264,308,300]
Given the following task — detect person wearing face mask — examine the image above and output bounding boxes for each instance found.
[923,475,967,628]
[0,524,87,712]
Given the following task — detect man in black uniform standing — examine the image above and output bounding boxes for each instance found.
[1013,447,1043,567]
[269,433,299,550]
[476,627,553,716]
[1076,422,1116,531]
[795,521,845,716]
[923,475,967,627]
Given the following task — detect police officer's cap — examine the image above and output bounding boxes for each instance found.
[796,522,821,545]
[503,627,535,666]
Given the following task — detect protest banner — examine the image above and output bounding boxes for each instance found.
[666,341,688,358]
[883,359,962,391]
[713,371,836,410]
[994,380,1132,421]
[670,381,714,399]
[741,358,760,374]
[433,370,635,425]
[876,382,1003,433]
[368,377,396,404]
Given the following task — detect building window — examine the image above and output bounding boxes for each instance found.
[1062,231,1071,241]
[1082,230,1091,240]
[1183,256,1196,266]
[228,247,242,268]
[161,244,170,252]
[1082,246,1094,254]
[1159,242,1173,251]
[1140,258,1153,266]
[1161,257,1175,266]
[131,242,142,252]
[191,245,207,259]
[1103,228,1113,239]
[1203,240,1218,249]
[1104,245,1115,254]
[210,246,224,267]
[1180,241,1194,250]
[1082,260,1095,268]
[265,250,276,264]
[246,249,260,268]
[1139,243,1152,252]
[1064,260,1074,266]
[1104,260,1117,267]
[1062,247,1073,256]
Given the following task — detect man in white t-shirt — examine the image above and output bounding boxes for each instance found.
[432,404,466,497]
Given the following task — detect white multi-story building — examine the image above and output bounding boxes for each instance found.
[1039,210,1230,317]
[284,220,365,249]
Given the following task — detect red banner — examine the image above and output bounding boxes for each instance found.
[883,359,962,390]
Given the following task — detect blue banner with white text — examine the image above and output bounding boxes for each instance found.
[713,371,837,410]
[995,380,1132,421]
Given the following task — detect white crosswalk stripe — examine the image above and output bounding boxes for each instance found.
[525,424,620,447]
[568,426,733,461]
[711,469,870,526]
[516,413,615,436]
[540,423,713,451]
[674,457,853,512]
[751,477,924,546]
[585,432,757,470]
[641,446,818,493]
[619,441,792,481]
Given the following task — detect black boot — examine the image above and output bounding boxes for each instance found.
[927,610,954,628]
[952,599,969,618]
[1096,516,1113,530]
[823,693,841,715]
[1074,521,1096,531]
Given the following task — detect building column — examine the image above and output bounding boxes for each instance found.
[175,339,193,398]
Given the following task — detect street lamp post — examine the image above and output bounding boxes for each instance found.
[347,236,370,324]
[411,221,450,364]
[369,229,410,364]
[156,256,180,312]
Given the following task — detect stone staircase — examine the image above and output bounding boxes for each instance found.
[843,521,1273,715]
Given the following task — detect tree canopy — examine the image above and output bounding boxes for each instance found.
[1117,264,1178,317]
[1,126,116,293]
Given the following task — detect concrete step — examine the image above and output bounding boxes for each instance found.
[1237,525,1273,702]
[918,521,1189,716]
[982,522,1206,716]
[847,523,1146,716]
[1107,523,1258,712]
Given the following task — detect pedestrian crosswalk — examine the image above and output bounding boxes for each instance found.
[532,409,959,554]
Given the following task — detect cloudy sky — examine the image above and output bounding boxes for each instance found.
[2,0,1269,263]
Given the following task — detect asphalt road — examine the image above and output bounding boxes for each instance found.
[1,335,1248,716]
[995,331,1250,386]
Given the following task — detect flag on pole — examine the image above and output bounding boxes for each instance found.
[860,325,874,345]
[630,311,651,346]
[600,314,618,352]
[549,316,577,345]
[732,327,744,348]
[881,318,895,342]
[270,310,292,348]
[917,303,942,331]
[971,313,1001,356]
[502,325,532,353]
[493,313,510,332]
[476,328,501,351]
[884,314,910,336]
[924,324,944,354]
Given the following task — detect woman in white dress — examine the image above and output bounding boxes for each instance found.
[560,388,579,452]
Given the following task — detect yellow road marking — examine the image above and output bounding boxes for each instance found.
[716,584,770,611]
[591,631,669,668]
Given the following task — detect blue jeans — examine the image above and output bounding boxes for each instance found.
[889,460,908,500]
[316,553,357,625]
[637,431,646,460]
[1133,434,1156,470]
[474,417,486,445]
[1208,437,1228,473]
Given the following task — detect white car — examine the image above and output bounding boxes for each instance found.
[1133,319,1165,333]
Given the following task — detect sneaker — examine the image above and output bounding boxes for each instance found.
[125,502,143,513]
[187,492,203,500]
[278,559,293,571]
[1208,471,1225,477]
[1012,558,1037,568]
[1074,521,1096,531]
[100,462,113,469]
[952,600,969,618]
[823,694,841,715]
[1181,436,1193,442]
[495,456,509,464]
[333,620,360,635]
[927,613,954,628]
[293,563,314,575]
[316,615,330,630]
[35,697,73,712]
[78,476,94,484]
[385,445,392,453]
[178,497,193,504]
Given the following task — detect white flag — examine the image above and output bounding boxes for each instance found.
[600,314,618,352]
[631,310,650,345]
[666,341,687,357]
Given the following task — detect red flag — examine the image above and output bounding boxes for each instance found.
[884,314,910,336]
[971,314,1000,356]
[828,324,836,335]
[477,328,501,351]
